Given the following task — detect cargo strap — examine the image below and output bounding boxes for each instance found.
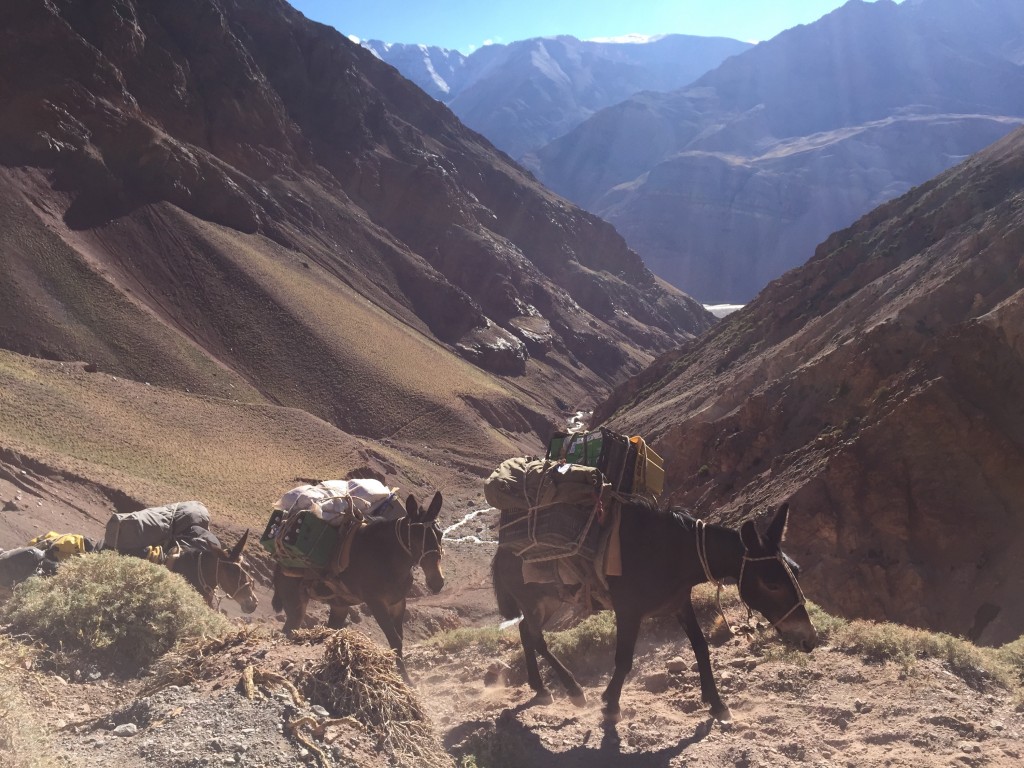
[496,465,605,563]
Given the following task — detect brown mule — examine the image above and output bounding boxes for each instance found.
[271,492,444,681]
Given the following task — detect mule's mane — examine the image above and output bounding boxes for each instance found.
[618,497,731,534]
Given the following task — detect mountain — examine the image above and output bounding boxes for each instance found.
[596,124,1024,645]
[0,0,711,517]
[534,0,1024,303]
[363,34,752,159]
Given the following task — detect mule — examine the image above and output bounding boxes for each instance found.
[271,491,444,681]
[166,530,259,614]
[492,501,817,723]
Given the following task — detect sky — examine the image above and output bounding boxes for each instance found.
[287,0,892,53]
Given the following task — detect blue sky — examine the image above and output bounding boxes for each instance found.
[288,1,892,53]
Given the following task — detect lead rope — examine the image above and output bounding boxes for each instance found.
[694,519,736,634]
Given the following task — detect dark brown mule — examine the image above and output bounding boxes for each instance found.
[492,502,817,723]
[166,530,259,614]
[271,492,444,681]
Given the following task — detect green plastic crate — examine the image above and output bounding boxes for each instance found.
[547,430,605,466]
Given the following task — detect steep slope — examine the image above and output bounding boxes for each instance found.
[364,34,751,159]
[597,125,1024,646]
[535,0,1024,302]
[0,0,713,497]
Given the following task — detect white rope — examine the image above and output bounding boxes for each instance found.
[694,519,735,633]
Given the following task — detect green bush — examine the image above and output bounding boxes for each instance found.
[995,637,1024,687]
[1,552,231,671]
[546,611,617,670]
[424,626,517,656]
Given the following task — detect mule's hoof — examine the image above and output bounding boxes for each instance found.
[602,706,622,725]
[569,691,587,707]
[711,705,733,723]
[531,691,554,706]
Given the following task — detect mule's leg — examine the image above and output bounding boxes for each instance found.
[327,602,353,629]
[519,602,586,707]
[516,618,551,704]
[366,598,411,684]
[273,573,308,636]
[677,595,730,722]
[601,604,642,723]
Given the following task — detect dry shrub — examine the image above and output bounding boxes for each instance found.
[995,637,1024,686]
[0,552,231,672]
[292,627,453,768]
[144,626,269,692]
[0,636,55,768]
[831,619,1013,691]
[546,610,616,670]
[424,625,518,656]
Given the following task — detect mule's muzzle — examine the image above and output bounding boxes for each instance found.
[240,600,259,615]
[777,609,818,652]
[426,572,445,595]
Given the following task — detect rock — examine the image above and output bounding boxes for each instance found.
[484,661,510,687]
[643,672,671,693]
[112,723,138,737]
[666,656,688,674]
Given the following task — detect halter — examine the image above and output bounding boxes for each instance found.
[694,518,806,634]
[394,517,444,567]
[193,549,256,609]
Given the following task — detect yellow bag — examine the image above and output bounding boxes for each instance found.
[629,436,665,497]
[28,532,89,561]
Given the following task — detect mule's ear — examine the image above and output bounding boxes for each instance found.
[739,519,761,552]
[424,491,443,522]
[229,529,250,560]
[765,503,789,546]
[405,494,419,520]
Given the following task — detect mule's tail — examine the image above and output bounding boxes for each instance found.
[492,548,522,620]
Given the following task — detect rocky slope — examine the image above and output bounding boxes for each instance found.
[0,0,712,507]
[597,125,1024,646]
[363,34,751,160]
[534,0,1024,302]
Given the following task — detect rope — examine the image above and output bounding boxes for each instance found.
[694,518,806,635]
[694,519,735,633]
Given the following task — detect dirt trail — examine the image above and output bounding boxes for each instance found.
[3,467,1024,767]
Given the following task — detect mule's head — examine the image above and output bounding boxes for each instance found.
[738,504,817,652]
[405,491,445,594]
[216,529,259,614]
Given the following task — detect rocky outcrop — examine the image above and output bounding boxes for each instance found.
[603,126,1024,645]
[535,0,1024,302]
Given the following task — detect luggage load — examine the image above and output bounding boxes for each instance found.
[273,479,396,524]
[261,479,397,570]
[485,457,604,563]
[27,532,98,561]
[0,546,54,592]
[546,427,664,497]
[103,501,212,554]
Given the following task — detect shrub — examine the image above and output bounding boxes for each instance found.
[995,637,1024,684]
[0,552,231,671]
[832,620,994,688]
[424,626,517,657]
[546,610,617,672]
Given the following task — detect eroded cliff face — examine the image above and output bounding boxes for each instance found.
[601,128,1024,645]
[0,0,711,411]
